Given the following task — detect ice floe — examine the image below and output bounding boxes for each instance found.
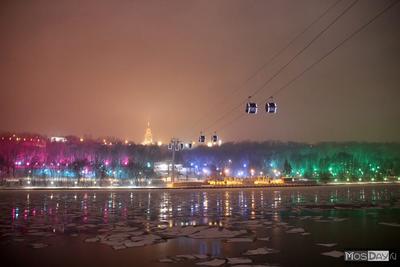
[189,227,247,239]
[316,243,337,247]
[85,237,99,242]
[193,254,209,259]
[158,225,209,237]
[243,247,279,255]
[285,227,305,234]
[332,218,348,222]
[112,244,126,250]
[227,257,252,264]
[196,259,226,266]
[378,222,400,227]
[226,237,253,243]
[159,258,174,263]
[321,250,344,258]
[31,243,48,249]
[176,254,197,260]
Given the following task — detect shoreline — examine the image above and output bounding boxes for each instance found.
[0,181,398,191]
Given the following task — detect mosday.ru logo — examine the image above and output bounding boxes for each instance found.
[345,250,397,262]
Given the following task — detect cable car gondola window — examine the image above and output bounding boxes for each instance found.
[266,102,277,113]
[199,132,206,143]
[246,102,258,114]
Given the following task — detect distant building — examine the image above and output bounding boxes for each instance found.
[50,136,67,143]
[142,122,153,145]
[154,161,189,178]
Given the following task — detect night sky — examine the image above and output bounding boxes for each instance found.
[1,0,399,143]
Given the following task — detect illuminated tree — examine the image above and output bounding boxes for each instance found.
[283,159,292,176]
[71,159,89,184]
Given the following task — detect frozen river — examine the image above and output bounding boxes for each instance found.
[1,184,400,266]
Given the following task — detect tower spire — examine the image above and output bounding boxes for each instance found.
[143,121,153,145]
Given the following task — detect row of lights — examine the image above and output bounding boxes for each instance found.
[1,136,42,142]
[6,135,176,148]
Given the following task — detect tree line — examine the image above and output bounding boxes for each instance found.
[1,133,399,182]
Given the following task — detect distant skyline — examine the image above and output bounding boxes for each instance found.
[1,0,399,143]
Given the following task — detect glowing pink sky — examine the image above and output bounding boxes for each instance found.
[1,0,399,143]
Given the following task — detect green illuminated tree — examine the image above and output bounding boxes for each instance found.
[283,159,292,176]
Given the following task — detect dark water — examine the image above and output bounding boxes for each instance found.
[1,184,400,267]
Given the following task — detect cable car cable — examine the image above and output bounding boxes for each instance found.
[248,0,359,99]
[202,0,359,133]
[266,0,400,100]
[185,0,343,135]
[211,0,400,137]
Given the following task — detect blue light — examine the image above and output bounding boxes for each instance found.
[269,161,275,168]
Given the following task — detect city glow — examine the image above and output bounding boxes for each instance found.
[224,168,230,175]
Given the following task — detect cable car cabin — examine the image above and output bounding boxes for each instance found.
[211,134,218,143]
[245,102,258,114]
[199,135,206,143]
[266,102,277,113]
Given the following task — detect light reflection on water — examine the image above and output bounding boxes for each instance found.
[3,185,400,228]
